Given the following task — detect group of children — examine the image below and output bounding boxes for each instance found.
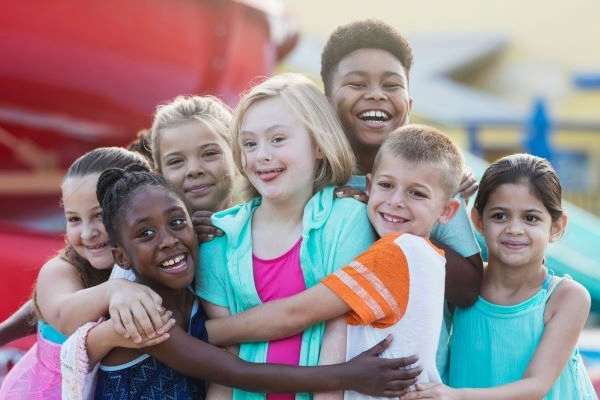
[0,18,597,400]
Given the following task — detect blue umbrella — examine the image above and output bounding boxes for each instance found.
[523,97,553,162]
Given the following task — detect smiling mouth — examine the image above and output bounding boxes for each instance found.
[358,110,392,122]
[160,254,187,271]
[86,241,110,251]
[256,168,285,181]
[186,183,213,193]
[257,168,284,175]
[381,213,408,223]
[502,241,528,249]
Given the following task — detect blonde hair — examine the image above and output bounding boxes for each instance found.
[150,95,233,173]
[373,124,464,199]
[231,73,356,198]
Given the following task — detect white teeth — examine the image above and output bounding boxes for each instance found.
[358,110,391,120]
[88,242,108,250]
[382,213,405,223]
[258,168,284,174]
[162,254,185,268]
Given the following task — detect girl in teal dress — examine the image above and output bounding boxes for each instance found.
[402,153,597,400]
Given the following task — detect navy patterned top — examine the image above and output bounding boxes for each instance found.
[94,299,208,400]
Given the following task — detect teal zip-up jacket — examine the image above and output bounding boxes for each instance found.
[196,186,376,400]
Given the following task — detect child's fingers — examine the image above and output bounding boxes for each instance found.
[386,354,420,371]
[399,383,441,399]
[194,226,224,242]
[365,333,393,355]
[156,310,174,335]
[460,180,478,198]
[110,313,129,339]
[386,365,421,384]
[399,391,420,399]
[193,223,219,235]
[137,318,176,347]
[334,186,369,203]
[141,332,171,347]
[458,167,478,200]
[115,309,143,343]
[130,302,163,339]
[191,210,214,220]
[191,210,223,242]
[108,304,138,340]
[383,383,414,399]
[124,287,167,339]
[145,289,164,308]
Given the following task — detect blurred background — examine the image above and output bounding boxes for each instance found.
[282,0,600,386]
[283,0,600,206]
[283,0,600,310]
[1,0,599,388]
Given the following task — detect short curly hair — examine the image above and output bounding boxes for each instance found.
[320,19,413,96]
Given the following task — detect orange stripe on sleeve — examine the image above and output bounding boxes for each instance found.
[322,233,410,328]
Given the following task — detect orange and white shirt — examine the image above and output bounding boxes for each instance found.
[322,232,446,399]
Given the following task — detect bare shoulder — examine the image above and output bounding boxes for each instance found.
[546,277,591,320]
[36,255,83,287]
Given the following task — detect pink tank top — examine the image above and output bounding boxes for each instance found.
[253,238,305,400]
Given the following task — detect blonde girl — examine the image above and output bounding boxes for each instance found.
[150,95,239,215]
[197,73,377,400]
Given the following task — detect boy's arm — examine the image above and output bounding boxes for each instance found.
[146,325,420,395]
[206,284,350,346]
[430,199,483,308]
[0,300,36,346]
[315,316,347,400]
[432,241,483,308]
[208,235,418,346]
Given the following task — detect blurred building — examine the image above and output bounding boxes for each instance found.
[284,0,600,215]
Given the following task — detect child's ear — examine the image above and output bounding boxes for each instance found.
[112,247,131,270]
[550,214,568,242]
[470,206,484,235]
[437,198,460,225]
[365,173,372,196]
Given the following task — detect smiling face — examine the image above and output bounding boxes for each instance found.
[366,153,457,238]
[239,96,322,206]
[158,120,235,213]
[471,182,566,270]
[328,48,412,171]
[62,173,114,270]
[112,186,197,291]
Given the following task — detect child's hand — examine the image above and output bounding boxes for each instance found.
[334,186,369,204]
[108,280,167,343]
[192,210,223,242]
[109,311,176,349]
[400,382,454,399]
[345,335,422,397]
[458,167,478,203]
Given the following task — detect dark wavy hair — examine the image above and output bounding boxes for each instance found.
[320,19,413,96]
